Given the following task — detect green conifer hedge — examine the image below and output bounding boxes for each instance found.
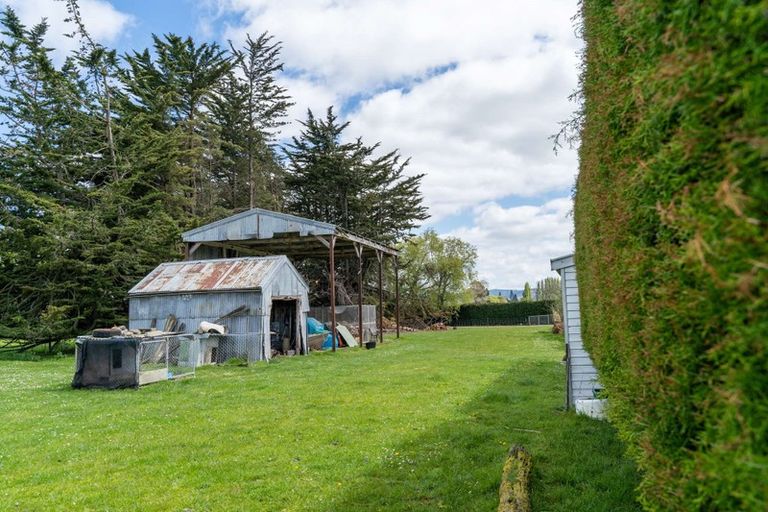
[454,301,555,325]
[575,1,767,509]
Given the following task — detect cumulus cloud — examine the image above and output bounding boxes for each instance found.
[277,75,340,140]
[2,0,132,60]
[346,50,579,220]
[448,198,574,288]
[212,0,581,286]
[218,0,580,93]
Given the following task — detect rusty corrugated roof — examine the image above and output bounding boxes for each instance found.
[128,256,286,295]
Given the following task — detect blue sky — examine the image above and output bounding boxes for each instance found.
[3,0,580,288]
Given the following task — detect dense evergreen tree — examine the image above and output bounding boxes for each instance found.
[284,107,427,244]
[230,33,292,209]
[0,2,431,348]
[283,107,428,306]
[0,9,84,203]
[124,34,231,218]
[208,71,249,209]
[0,10,236,347]
[0,8,185,347]
[62,0,120,176]
[521,282,532,302]
[208,33,290,212]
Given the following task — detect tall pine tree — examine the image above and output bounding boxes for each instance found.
[284,107,428,244]
[122,34,231,219]
[209,33,291,211]
[230,33,292,209]
[284,106,428,306]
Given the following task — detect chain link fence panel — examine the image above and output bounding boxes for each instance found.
[309,305,378,343]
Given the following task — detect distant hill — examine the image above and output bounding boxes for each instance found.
[488,288,538,301]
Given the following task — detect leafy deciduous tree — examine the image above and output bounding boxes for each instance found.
[398,230,477,321]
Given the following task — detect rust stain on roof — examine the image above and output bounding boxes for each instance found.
[129,257,283,295]
[199,264,228,289]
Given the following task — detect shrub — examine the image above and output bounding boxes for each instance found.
[575,1,767,510]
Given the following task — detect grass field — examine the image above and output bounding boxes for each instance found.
[0,327,640,511]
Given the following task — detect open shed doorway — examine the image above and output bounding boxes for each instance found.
[270,299,302,356]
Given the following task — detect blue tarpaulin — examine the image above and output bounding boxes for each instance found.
[307,317,326,335]
[322,333,339,350]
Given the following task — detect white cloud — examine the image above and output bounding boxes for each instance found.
[213,0,582,285]
[448,198,574,288]
[211,0,581,219]
[346,50,579,220]
[2,0,132,60]
[276,75,340,140]
[219,0,580,93]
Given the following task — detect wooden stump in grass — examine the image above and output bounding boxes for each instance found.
[498,445,532,512]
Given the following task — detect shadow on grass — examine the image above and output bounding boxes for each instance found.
[320,362,641,512]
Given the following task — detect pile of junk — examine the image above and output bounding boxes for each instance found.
[306,317,376,351]
[73,313,373,389]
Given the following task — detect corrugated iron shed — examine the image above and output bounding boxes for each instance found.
[180,208,402,346]
[128,255,311,362]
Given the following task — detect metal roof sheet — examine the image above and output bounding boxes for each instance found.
[182,208,335,241]
[129,256,289,295]
[180,207,399,257]
[550,253,575,271]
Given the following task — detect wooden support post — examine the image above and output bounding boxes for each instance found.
[354,243,364,346]
[329,235,337,352]
[186,242,201,261]
[377,250,384,344]
[395,256,400,339]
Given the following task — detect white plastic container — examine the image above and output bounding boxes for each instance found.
[575,398,607,420]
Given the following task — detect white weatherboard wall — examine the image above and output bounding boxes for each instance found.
[551,254,600,408]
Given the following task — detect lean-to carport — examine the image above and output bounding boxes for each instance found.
[181,208,400,348]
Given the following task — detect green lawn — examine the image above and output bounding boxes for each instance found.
[0,327,640,511]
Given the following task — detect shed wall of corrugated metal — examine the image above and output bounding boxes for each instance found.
[129,291,264,332]
[129,291,268,361]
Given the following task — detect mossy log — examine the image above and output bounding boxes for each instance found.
[498,445,532,512]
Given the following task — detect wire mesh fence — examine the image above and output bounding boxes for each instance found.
[138,336,199,384]
[528,314,554,326]
[212,334,264,364]
[309,305,378,343]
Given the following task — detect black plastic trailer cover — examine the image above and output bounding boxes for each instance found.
[72,337,140,389]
